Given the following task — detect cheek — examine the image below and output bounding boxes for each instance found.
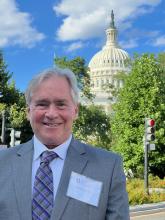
[60,110,74,122]
[28,110,43,123]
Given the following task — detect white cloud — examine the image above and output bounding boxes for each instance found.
[56,9,106,41]
[0,0,45,48]
[54,0,161,42]
[119,30,160,49]
[66,41,84,52]
[120,39,138,49]
[153,35,165,46]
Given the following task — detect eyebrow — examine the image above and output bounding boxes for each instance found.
[34,98,68,103]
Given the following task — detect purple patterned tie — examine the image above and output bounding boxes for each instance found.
[32,151,58,220]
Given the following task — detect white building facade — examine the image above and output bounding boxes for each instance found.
[88,11,129,112]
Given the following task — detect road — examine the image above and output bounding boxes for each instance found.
[130,202,165,220]
[131,211,165,219]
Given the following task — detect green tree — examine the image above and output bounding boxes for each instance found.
[0,51,12,101]
[157,52,165,71]
[73,104,111,149]
[111,53,165,178]
[0,51,29,145]
[54,56,94,101]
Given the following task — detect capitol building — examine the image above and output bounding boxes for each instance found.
[88,11,129,112]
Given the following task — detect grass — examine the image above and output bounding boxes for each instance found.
[127,176,165,205]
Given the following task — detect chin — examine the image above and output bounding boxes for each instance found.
[45,139,62,148]
[45,145,58,149]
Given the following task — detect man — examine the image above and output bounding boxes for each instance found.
[0,67,130,220]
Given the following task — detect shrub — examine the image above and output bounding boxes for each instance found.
[127,177,165,205]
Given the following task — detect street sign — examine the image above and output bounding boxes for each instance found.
[149,143,155,151]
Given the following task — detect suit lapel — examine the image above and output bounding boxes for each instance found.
[12,140,34,220]
[51,139,88,220]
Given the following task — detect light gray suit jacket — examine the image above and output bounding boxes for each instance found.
[0,138,130,220]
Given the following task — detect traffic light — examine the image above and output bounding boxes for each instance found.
[10,129,21,147]
[145,118,155,142]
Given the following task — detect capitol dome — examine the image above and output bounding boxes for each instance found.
[89,47,129,70]
[88,10,129,112]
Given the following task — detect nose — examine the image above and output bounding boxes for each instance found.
[45,105,59,118]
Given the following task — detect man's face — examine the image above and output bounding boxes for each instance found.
[27,75,78,148]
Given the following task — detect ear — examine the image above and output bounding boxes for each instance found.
[26,106,30,121]
[74,103,79,120]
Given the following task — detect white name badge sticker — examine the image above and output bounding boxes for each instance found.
[67,171,103,207]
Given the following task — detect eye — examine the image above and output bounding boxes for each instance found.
[56,101,67,109]
[35,101,49,109]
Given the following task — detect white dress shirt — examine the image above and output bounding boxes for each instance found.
[32,134,72,199]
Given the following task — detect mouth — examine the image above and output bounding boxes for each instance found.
[43,122,62,128]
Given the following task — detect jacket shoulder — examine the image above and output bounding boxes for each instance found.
[0,139,33,161]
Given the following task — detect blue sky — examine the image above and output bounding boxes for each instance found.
[1,0,165,92]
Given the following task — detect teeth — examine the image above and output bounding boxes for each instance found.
[44,123,60,127]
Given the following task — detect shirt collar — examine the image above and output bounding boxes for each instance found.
[33,134,72,161]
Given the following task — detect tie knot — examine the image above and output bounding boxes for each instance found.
[40,150,58,164]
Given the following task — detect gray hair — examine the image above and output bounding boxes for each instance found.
[25,67,79,105]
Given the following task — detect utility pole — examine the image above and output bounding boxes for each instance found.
[144,118,155,195]
[1,110,6,144]
[144,141,149,194]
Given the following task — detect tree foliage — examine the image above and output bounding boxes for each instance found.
[0,51,30,144]
[73,104,111,149]
[157,52,165,71]
[111,53,165,178]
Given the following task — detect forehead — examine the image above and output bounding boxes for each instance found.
[31,75,72,100]
[36,75,70,90]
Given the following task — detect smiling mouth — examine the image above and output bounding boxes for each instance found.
[43,122,62,127]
